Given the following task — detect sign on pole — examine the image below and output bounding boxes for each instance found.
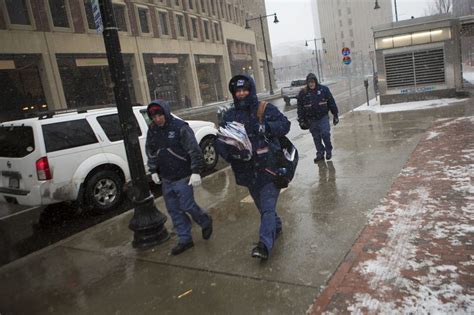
[342,47,351,56]
[91,0,103,33]
[342,56,352,65]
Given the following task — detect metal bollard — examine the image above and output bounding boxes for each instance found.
[364,79,369,106]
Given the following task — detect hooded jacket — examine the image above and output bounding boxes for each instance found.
[216,74,291,188]
[145,100,204,181]
[297,73,338,123]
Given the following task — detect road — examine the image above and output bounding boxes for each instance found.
[0,77,374,267]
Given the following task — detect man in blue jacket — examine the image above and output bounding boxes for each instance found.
[297,73,339,163]
[146,100,213,255]
[216,74,291,260]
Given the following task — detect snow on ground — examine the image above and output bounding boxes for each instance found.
[353,98,468,113]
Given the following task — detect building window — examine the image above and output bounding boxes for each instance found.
[228,4,232,21]
[48,0,70,28]
[339,20,342,27]
[210,0,216,15]
[190,17,199,38]
[83,0,96,30]
[347,7,351,14]
[176,14,186,37]
[338,9,341,17]
[4,0,31,26]
[351,40,354,48]
[114,4,128,32]
[213,22,220,41]
[188,0,194,10]
[203,20,210,40]
[349,29,354,37]
[137,7,151,34]
[219,0,225,19]
[175,0,181,6]
[348,18,352,25]
[200,0,206,13]
[341,31,344,39]
[158,11,169,36]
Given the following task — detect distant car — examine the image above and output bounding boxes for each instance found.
[281,79,306,106]
[0,106,218,213]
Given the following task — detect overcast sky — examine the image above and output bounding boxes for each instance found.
[265,0,433,47]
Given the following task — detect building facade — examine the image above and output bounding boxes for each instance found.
[312,0,392,78]
[0,0,275,122]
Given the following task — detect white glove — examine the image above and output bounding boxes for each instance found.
[151,173,161,184]
[188,173,202,187]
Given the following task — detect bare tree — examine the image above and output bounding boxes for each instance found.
[424,0,453,16]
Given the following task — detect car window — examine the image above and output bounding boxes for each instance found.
[97,114,142,142]
[42,119,98,152]
[0,126,35,157]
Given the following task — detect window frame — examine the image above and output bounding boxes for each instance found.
[156,8,171,38]
[174,12,187,39]
[189,15,200,40]
[213,21,221,42]
[202,18,211,41]
[135,4,153,36]
[42,119,99,153]
[45,0,74,32]
[1,0,36,30]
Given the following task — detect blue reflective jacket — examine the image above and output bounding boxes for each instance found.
[297,84,338,122]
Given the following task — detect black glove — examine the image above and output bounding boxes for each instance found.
[230,149,252,161]
[298,118,309,130]
[333,115,339,126]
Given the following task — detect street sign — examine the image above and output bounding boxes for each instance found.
[343,56,352,65]
[342,47,351,56]
[91,0,103,33]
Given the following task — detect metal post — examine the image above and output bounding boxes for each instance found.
[259,15,274,95]
[313,39,321,80]
[394,0,398,22]
[371,56,377,101]
[318,49,324,82]
[364,79,369,106]
[98,0,169,249]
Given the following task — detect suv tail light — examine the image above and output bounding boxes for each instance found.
[36,157,52,181]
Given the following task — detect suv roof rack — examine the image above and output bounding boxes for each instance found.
[37,104,117,120]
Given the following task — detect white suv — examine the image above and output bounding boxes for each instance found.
[0,106,218,213]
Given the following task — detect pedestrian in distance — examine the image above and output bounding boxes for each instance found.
[297,73,339,163]
[146,100,213,256]
[216,74,291,260]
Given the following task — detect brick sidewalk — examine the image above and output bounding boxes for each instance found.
[309,117,474,314]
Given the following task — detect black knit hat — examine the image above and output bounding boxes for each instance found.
[229,75,252,95]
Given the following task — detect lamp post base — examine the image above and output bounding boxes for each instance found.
[129,195,170,250]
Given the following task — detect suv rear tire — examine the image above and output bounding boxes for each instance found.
[284,96,291,106]
[84,169,124,214]
[200,136,218,171]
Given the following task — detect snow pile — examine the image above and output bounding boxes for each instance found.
[354,98,468,113]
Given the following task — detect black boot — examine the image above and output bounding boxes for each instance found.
[314,154,325,163]
[326,152,332,160]
[202,216,213,240]
[171,241,194,255]
[251,242,269,260]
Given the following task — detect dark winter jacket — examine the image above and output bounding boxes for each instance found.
[216,74,291,188]
[297,76,338,124]
[146,100,204,181]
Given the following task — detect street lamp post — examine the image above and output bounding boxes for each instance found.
[98,0,169,249]
[305,37,325,82]
[246,13,279,95]
[374,0,398,22]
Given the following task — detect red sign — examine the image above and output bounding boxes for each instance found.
[342,56,352,65]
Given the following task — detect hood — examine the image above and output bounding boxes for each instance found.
[306,73,318,89]
[147,99,172,124]
[228,74,258,110]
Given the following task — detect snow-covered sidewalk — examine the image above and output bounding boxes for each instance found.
[353,97,468,114]
[310,117,474,314]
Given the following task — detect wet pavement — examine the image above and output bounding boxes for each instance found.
[0,96,471,314]
[0,77,372,268]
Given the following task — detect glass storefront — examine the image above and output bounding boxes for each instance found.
[227,40,254,78]
[144,54,190,110]
[0,54,48,122]
[195,56,224,104]
[56,54,136,108]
